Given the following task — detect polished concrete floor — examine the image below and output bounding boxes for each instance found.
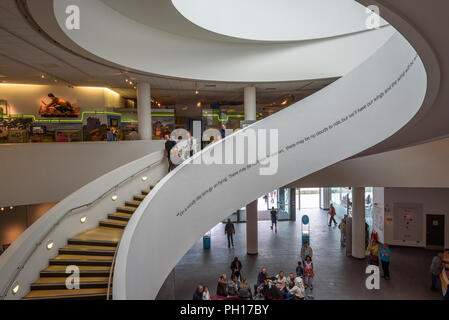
[157,208,443,300]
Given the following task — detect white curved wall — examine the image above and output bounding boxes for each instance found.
[0,151,166,299]
[171,0,388,42]
[46,0,395,82]
[113,32,427,299]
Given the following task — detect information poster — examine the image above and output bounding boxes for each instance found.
[393,203,422,242]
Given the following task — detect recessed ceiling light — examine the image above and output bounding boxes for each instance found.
[46,241,54,250]
[12,283,19,295]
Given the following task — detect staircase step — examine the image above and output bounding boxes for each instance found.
[23,288,111,300]
[125,200,141,207]
[108,212,132,222]
[142,187,154,195]
[49,254,113,266]
[69,226,123,246]
[99,219,128,229]
[41,265,111,278]
[59,244,116,256]
[134,194,146,201]
[30,277,110,290]
[117,206,136,214]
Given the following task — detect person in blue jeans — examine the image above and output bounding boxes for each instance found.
[380,243,391,280]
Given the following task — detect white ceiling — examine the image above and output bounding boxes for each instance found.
[0,0,338,108]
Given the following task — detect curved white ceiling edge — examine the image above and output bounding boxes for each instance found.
[51,0,395,82]
[113,32,427,299]
[171,0,388,42]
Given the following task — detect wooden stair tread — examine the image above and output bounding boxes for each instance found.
[43,265,111,272]
[101,219,128,226]
[53,254,113,261]
[134,194,146,200]
[118,206,136,211]
[34,277,109,284]
[126,200,141,205]
[72,227,123,243]
[62,244,116,251]
[24,288,110,299]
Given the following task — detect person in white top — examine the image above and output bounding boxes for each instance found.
[202,286,211,300]
[275,270,287,294]
[288,277,306,300]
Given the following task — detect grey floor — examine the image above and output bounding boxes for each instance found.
[156,208,443,300]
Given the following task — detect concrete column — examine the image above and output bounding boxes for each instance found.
[320,187,331,210]
[137,82,152,140]
[244,86,256,121]
[290,188,296,221]
[351,187,366,259]
[246,200,258,255]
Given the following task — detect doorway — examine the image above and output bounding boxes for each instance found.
[299,188,320,209]
[426,214,445,248]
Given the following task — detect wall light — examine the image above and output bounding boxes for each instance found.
[111,195,118,201]
[141,176,148,182]
[46,241,54,250]
[80,216,87,223]
[9,206,13,210]
[12,283,19,295]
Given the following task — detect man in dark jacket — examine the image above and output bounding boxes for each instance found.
[192,285,203,300]
[164,134,177,172]
[225,219,235,248]
[231,257,242,279]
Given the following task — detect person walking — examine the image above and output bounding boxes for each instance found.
[338,215,347,247]
[380,243,391,280]
[230,256,242,280]
[304,256,314,290]
[300,241,313,264]
[225,218,235,248]
[164,133,176,172]
[430,253,443,291]
[270,206,278,232]
[328,203,337,226]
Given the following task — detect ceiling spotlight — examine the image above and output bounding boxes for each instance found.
[111,195,118,201]
[125,79,129,83]
[80,216,87,223]
[281,99,288,105]
[129,81,133,85]
[41,74,45,79]
[9,206,13,210]
[195,89,199,95]
[197,101,201,108]
[46,241,54,250]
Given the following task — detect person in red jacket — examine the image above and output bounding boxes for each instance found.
[328,203,337,226]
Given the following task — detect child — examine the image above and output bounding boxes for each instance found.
[296,261,304,278]
[304,256,314,290]
[202,286,211,300]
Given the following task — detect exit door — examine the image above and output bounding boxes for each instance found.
[426,214,445,248]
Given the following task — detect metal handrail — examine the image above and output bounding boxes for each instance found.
[106,237,121,300]
[0,156,164,299]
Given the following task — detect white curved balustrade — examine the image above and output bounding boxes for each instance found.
[0,151,167,299]
[113,32,428,299]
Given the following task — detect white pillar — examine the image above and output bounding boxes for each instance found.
[246,200,258,255]
[244,86,256,121]
[137,82,152,140]
[352,187,366,259]
[320,187,331,210]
